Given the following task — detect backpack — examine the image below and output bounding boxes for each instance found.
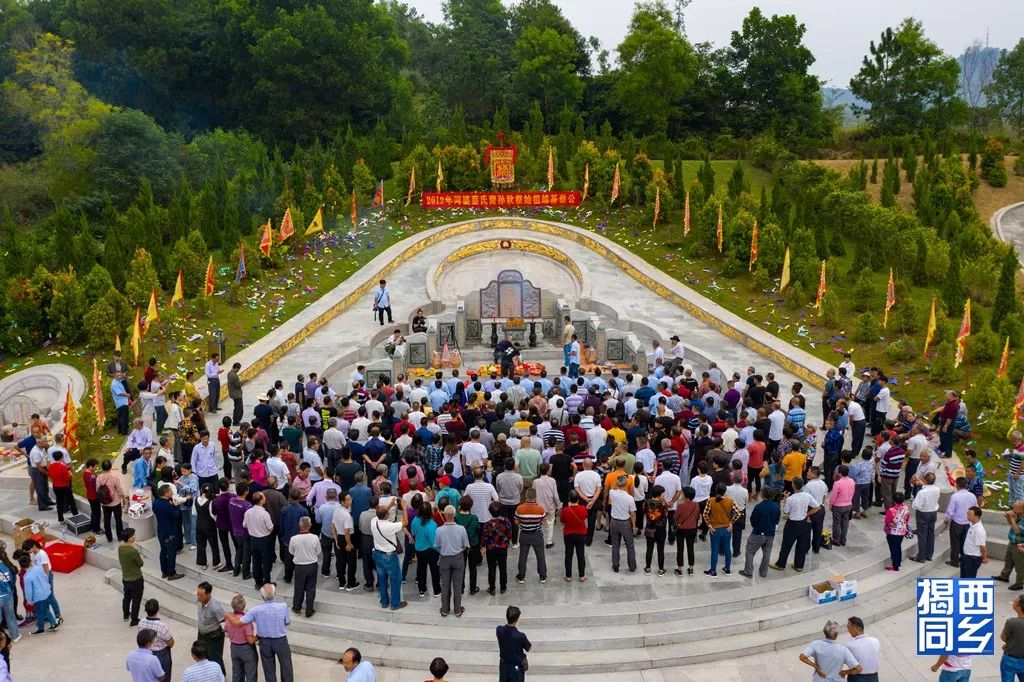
[96,481,113,505]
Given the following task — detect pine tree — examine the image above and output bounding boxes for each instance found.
[942,248,966,316]
[901,144,917,183]
[758,186,768,224]
[73,215,100,276]
[727,161,747,201]
[222,182,241,256]
[449,105,469,146]
[991,246,1020,331]
[125,248,160,309]
[102,221,128,289]
[912,232,928,286]
[698,156,715,199]
[870,158,878,184]
[49,205,78,270]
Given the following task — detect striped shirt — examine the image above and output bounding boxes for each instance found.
[436,412,453,435]
[879,446,906,479]
[138,617,173,651]
[464,481,499,522]
[515,502,546,533]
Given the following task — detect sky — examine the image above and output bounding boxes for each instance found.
[405,0,1024,87]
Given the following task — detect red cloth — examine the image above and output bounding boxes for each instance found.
[218,427,231,454]
[747,441,766,468]
[560,504,588,536]
[940,399,960,422]
[49,461,71,488]
[83,470,97,500]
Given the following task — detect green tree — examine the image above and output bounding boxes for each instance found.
[513,26,584,122]
[697,156,715,198]
[615,1,697,137]
[723,7,832,143]
[849,19,966,135]
[942,248,966,316]
[83,297,117,350]
[47,269,87,344]
[168,232,206,298]
[232,2,410,143]
[991,246,1020,332]
[125,247,159,309]
[83,264,114,305]
[870,158,878,184]
[988,39,1024,136]
[726,161,747,200]
[439,0,514,122]
[351,159,376,202]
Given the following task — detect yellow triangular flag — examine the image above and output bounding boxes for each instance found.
[114,333,121,352]
[170,269,184,306]
[143,288,159,336]
[923,296,937,360]
[436,159,444,192]
[131,308,141,366]
[304,206,324,236]
[779,246,791,293]
[582,163,589,203]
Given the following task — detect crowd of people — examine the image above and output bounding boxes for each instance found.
[4,328,1022,681]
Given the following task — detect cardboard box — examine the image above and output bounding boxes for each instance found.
[838,580,858,601]
[12,518,54,548]
[809,581,837,604]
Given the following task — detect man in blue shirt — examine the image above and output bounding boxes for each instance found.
[225,583,293,681]
[126,629,165,682]
[429,382,449,413]
[739,489,782,579]
[132,446,155,489]
[153,485,184,580]
[111,371,132,435]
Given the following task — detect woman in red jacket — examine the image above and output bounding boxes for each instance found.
[560,490,589,582]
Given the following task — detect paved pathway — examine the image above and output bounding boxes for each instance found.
[992,201,1024,262]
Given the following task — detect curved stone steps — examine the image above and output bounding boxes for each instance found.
[109,552,955,674]
[121,531,928,628]
[118,545,949,652]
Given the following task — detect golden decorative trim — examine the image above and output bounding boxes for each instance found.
[432,238,583,288]
[231,218,824,392]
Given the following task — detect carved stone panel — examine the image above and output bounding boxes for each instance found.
[408,343,428,366]
[466,319,482,341]
[607,338,624,363]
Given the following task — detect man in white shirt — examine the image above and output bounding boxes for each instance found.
[408,383,428,408]
[303,439,325,482]
[331,495,359,591]
[587,421,608,457]
[668,335,685,371]
[767,401,786,452]
[608,479,637,573]
[464,468,499,523]
[462,432,488,475]
[635,438,656,475]
[846,399,867,456]
[803,467,829,555]
[726,472,750,557]
[266,449,289,490]
[903,426,929,497]
[960,506,987,578]
[651,341,665,369]
[322,418,347,467]
[573,459,603,546]
[770,477,819,571]
[844,617,881,681]
[873,382,891,435]
[350,410,372,443]
[910,472,940,563]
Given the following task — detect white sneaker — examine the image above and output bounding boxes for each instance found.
[189,545,197,551]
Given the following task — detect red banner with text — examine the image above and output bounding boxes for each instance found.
[421,191,581,209]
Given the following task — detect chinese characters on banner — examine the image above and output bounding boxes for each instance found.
[421,191,582,209]
[487,147,517,185]
[916,578,994,656]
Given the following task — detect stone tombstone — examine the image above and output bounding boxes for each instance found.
[365,359,395,386]
[435,311,458,351]
[404,332,430,369]
[0,395,37,430]
[623,333,642,368]
[480,270,541,319]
